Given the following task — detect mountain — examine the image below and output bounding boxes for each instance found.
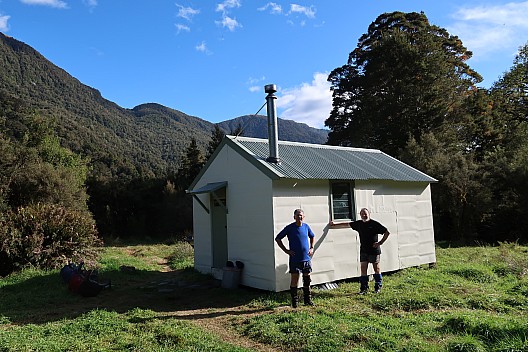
[218,115,328,144]
[0,33,216,179]
[0,32,328,178]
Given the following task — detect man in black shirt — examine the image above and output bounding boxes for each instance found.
[330,208,390,294]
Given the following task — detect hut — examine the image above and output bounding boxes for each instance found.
[187,85,437,292]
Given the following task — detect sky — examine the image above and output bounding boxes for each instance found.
[0,1,527,130]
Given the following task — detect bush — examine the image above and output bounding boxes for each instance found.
[0,203,102,276]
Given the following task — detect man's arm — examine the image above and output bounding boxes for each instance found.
[373,230,390,248]
[328,220,352,228]
[275,237,293,256]
[308,236,314,257]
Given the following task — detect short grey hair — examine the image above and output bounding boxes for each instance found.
[294,208,304,215]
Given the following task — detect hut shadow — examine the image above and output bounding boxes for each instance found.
[0,268,281,325]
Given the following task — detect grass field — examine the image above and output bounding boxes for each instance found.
[1,241,527,351]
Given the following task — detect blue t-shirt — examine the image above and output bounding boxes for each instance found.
[275,222,315,262]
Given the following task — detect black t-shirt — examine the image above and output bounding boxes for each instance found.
[350,219,387,255]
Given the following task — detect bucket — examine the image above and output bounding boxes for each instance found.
[221,266,241,289]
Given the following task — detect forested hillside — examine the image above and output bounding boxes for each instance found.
[0,32,329,249]
[0,33,328,179]
[0,32,212,179]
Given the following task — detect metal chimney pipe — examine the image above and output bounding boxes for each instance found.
[265,84,281,164]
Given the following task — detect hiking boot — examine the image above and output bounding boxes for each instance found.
[290,287,299,308]
[292,296,299,308]
[303,287,314,306]
[359,275,369,295]
[359,282,369,295]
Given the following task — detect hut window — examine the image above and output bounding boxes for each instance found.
[331,182,355,220]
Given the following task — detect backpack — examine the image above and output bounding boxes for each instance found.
[60,262,111,297]
[78,278,110,297]
[60,262,83,284]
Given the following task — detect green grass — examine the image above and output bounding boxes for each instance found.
[1,242,527,351]
[0,309,251,352]
[235,243,528,351]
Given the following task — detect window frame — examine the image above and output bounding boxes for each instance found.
[330,181,356,221]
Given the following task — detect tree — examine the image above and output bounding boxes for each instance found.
[230,123,243,137]
[476,42,528,241]
[177,138,205,189]
[326,11,482,154]
[401,131,490,242]
[401,43,528,242]
[0,97,90,212]
[492,42,528,115]
[206,124,225,159]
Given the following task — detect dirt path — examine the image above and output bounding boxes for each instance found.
[5,254,289,352]
[33,266,288,352]
[125,268,289,352]
[166,305,284,352]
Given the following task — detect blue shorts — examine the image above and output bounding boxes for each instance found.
[289,260,312,274]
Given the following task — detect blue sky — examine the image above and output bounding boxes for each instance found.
[1,1,527,129]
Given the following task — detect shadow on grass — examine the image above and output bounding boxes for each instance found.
[0,268,278,325]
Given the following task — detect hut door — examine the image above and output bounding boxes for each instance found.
[211,189,227,269]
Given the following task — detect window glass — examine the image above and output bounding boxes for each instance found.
[331,182,354,220]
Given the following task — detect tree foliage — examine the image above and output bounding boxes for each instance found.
[0,203,101,276]
[177,138,205,189]
[326,11,481,153]
[206,124,225,159]
[0,93,100,275]
[326,13,528,242]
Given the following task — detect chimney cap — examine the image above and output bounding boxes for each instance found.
[264,84,277,94]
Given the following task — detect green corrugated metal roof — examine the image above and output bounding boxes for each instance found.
[227,136,437,182]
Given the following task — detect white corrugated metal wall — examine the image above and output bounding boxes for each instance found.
[272,179,436,292]
[192,145,278,291]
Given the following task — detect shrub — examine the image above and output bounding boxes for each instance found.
[0,203,102,276]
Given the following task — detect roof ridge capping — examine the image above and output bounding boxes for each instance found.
[225,135,381,153]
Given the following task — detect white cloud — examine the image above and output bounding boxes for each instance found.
[83,0,97,8]
[0,14,10,31]
[195,41,212,55]
[248,76,266,85]
[258,2,282,14]
[175,23,190,34]
[264,3,316,26]
[289,4,316,18]
[448,1,528,57]
[216,15,241,31]
[89,46,104,57]
[20,0,67,9]
[247,76,266,92]
[176,4,200,21]
[216,0,241,13]
[276,72,332,129]
[215,0,241,31]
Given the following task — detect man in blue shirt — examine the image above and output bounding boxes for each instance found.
[275,208,315,307]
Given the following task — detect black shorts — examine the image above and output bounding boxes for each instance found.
[289,260,312,274]
[360,252,380,263]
